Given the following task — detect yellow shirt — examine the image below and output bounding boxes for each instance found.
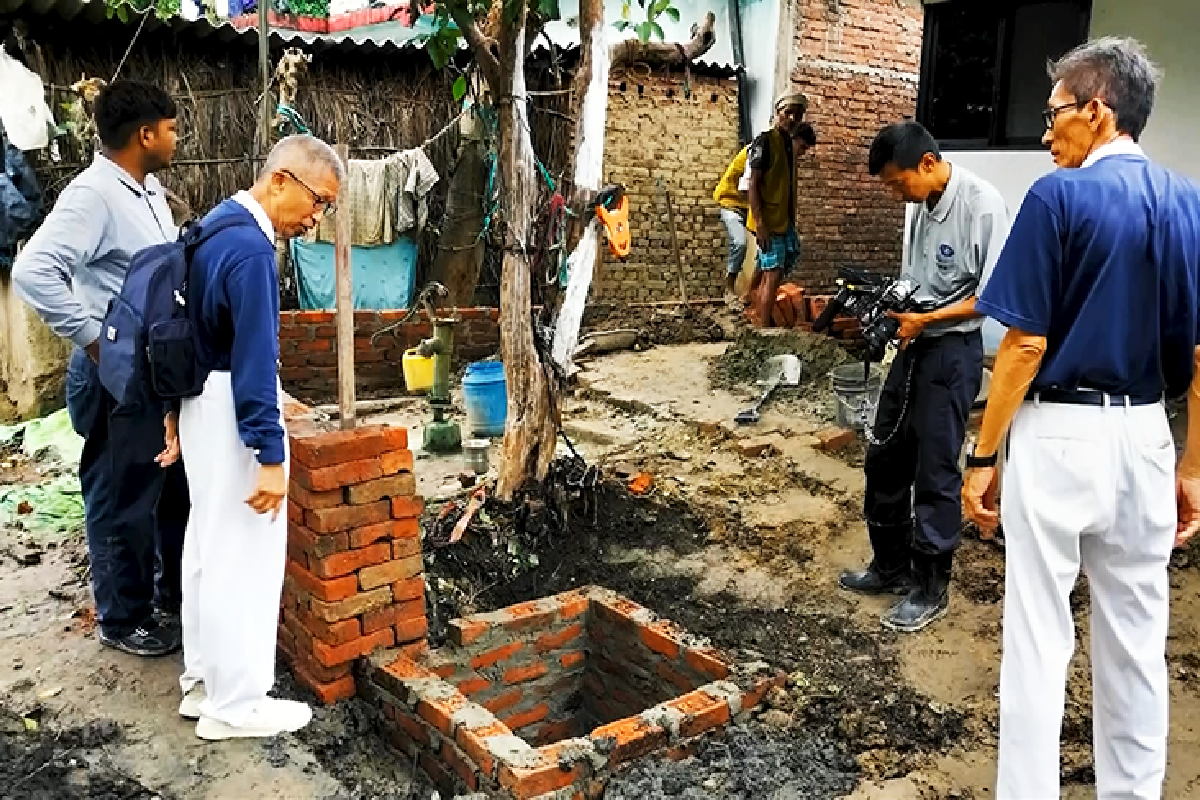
[746,128,794,236]
[713,146,750,212]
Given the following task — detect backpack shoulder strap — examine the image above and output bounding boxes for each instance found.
[182,207,258,251]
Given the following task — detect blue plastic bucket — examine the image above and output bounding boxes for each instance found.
[462,361,507,438]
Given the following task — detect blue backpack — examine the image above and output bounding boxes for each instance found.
[98,214,250,407]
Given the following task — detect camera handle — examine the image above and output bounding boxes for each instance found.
[863,354,915,448]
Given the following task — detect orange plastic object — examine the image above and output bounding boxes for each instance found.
[627,472,653,495]
[596,194,631,259]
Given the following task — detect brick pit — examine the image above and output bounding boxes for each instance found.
[277,399,782,797]
[362,587,784,799]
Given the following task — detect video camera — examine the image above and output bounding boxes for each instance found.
[812,267,925,362]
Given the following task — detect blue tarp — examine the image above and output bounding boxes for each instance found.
[292,236,417,310]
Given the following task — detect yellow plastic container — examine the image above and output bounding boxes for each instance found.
[402,348,435,394]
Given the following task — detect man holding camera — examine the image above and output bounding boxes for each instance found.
[839,121,1009,633]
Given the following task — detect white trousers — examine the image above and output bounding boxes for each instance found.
[997,399,1174,800]
[178,371,288,727]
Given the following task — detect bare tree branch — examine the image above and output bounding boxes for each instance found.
[609,11,717,67]
[448,2,502,86]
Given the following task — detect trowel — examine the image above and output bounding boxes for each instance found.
[735,354,802,425]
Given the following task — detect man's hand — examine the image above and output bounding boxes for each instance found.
[756,229,770,252]
[85,339,100,364]
[247,463,287,521]
[962,465,1000,533]
[887,311,927,349]
[1176,471,1200,549]
[156,412,181,467]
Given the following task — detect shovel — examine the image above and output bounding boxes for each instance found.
[735,354,802,425]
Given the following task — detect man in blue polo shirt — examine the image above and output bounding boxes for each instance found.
[962,37,1200,799]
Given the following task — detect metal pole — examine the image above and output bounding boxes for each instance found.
[334,143,356,429]
[257,0,272,155]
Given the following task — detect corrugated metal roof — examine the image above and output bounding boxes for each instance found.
[0,0,430,54]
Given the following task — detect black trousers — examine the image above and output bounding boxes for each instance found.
[65,348,189,637]
[863,330,983,558]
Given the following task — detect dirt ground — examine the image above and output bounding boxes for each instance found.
[6,335,1200,798]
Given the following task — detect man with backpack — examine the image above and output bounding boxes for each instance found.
[173,134,343,740]
[12,80,186,658]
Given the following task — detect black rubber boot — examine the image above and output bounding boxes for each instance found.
[882,551,951,633]
[839,524,915,595]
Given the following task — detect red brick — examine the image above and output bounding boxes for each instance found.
[684,646,730,680]
[501,600,557,634]
[346,472,418,505]
[293,458,384,492]
[306,500,391,534]
[287,498,305,527]
[289,426,408,469]
[295,603,362,647]
[504,663,549,685]
[391,495,425,518]
[501,702,549,732]
[483,688,522,714]
[666,690,731,738]
[375,655,434,697]
[390,706,432,746]
[313,626,395,668]
[381,449,415,475]
[309,586,393,623]
[471,641,524,671]
[286,560,360,603]
[347,518,417,549]
[456,675,491,696]
[535,719,580,746]
[441,739,479,791]
[815,426,857,452]
[456,722,507,780]
[417,694,468,736]
[560,652,585,670]
[289,523,350,558]
[534,623,585,654]
[499,750,585,799]
[419,751,456,798]
[289,483,344,511]
[556,592,591,620]
[451,619,490,646]
[392,575,425,602]
[293,663,357,704]
[656,661,697,693]
[392,536,421,559]
[359,554,423,590]
[394,616,429,644]
[362,598,425,634]
[639,622,681,659]
[310,542,391,579]
[589,716,668,766]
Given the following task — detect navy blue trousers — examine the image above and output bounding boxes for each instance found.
[863,330,983,556]
[65,348,188,637]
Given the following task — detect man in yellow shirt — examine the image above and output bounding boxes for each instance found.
[713,145,752,303]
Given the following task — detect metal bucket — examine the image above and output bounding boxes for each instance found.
[830,363,884,431]
[463,439,490,474]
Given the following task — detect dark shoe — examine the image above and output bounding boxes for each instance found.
[839,563,914,595]
[99,620,181,657]
[153,606,181,634]
[881,552,951,633]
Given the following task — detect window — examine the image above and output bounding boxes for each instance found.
[917,0,1091,148]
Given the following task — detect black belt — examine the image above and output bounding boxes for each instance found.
[1027,387,1162,407]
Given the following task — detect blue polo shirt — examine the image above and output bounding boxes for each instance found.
[977,146,1200,400]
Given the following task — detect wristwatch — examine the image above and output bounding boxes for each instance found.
[965,448,998,468]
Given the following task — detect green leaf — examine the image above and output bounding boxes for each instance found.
[651,20,664,39]
[635,20,651,42]
[452,75,468,103]
[116,6,130,22]
[536,0,559,19]
[664,6,680,22]
[613,19,630,30]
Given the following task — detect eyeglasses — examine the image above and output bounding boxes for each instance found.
[1042,100,1088,130]
[280,169,335,214]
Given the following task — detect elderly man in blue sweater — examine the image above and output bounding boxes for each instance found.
[173,134,344,740]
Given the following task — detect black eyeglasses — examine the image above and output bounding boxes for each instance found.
[281,169,335,214]
[1042,100,1088,130]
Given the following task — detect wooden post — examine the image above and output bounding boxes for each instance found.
[257,0,272,155]
[334,143,356,430]
[660,182,689,306]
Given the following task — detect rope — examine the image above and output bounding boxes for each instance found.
[111,5,153,83]
[275,103,311,135]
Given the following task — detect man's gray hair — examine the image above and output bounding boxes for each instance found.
[1049,36,1161,141]
[259,134,346,184]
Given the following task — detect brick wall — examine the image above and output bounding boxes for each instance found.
[278,409,428,703]
[279,308,501,403]
[791,0,924,291]
[596,68,741,303]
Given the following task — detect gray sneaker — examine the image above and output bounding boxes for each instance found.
[99,621,181,657]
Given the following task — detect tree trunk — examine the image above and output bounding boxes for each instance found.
[493,17,558,500]
[430,133,488,308]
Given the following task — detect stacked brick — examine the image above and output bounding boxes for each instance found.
[747,281,863,342]
[279,308,501,403]
[278,423,427,703]
[790,0,925,292]
[597,67,741,304]
[363,586,784,799]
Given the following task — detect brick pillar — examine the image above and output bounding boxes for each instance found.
[277,411,427,703]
